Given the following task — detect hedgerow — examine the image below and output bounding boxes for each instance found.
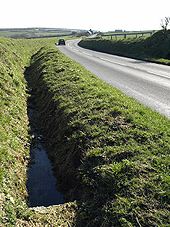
[79,30,170,65]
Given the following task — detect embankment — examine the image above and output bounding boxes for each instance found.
[27,46,170,226]
[0,38,76,226]
[0,37,47,225]
[79,30,170,65]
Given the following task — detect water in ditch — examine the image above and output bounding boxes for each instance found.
[27,104,64,207]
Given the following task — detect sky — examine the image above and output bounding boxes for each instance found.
[1,0,170,31]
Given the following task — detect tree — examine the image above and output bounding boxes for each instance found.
[161,17,170,31]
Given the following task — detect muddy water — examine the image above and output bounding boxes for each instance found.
[26,103,64,207]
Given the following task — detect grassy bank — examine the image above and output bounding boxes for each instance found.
[27,46,170,226]
[79,30,170,65]
[0,37,76,226]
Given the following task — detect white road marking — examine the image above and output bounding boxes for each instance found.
[81,52,170,81]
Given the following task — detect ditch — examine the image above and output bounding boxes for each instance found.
[26,86,64,207]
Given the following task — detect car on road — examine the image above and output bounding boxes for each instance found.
[57,39,66,45]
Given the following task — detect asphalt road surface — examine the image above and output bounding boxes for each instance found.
[57,39,170,118]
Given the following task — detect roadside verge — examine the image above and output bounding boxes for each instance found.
[27,46,170,226]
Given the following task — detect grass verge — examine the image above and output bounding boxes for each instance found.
[79,30,170,65]
[26,46,170,226]
[0,37,76,226]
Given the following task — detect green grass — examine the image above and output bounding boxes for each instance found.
[0,28,75,38]
[0,37,76,226]
[1,35,170,226]
[79,30,170,65]
[102,34,150,40]
[26,46,170,226]
[102,31,153,40]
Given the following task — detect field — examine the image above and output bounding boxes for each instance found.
[0,28,85,38]
[0,36,170,226]
[102,30,155,40]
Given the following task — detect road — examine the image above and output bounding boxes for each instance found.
[57,39,170,118]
